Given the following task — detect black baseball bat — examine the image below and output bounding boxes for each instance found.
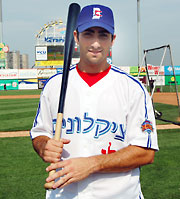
[44,3,80,189]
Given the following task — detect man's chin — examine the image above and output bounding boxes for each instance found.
[87,57,103,65]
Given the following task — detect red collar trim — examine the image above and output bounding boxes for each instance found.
[76,65,111,87]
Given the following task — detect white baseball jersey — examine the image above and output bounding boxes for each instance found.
[30,64,159,199]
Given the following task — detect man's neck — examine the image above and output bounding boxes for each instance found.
[78,60,110,73]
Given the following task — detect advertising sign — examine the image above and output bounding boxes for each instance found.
[2,45,9,53]
[147,64,164,76]
[56,67,63,74]
[37,69,57,78]
[0,79,18,90]
[0,43,8,68]
[18,69,37,78]
[149,76,165,86]
[36,46,47,61]
[36,22,66,46]
[18,79,38,90]
[44,37,65,44]
[164,66,180,76]
[130,66,146,76]
[0,69,18,79]
[165,75,180,85]
[107,58,112,65]
[38,78,48,89]
[35,60,63,67]
[0,51,5,59]
[130,66,138,73]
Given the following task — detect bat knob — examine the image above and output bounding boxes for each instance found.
[44,181,55,190]
[44,169,56,189]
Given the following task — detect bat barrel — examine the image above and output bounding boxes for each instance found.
[58,3,80,114]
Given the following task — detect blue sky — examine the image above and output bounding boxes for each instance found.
[2,0,180,67]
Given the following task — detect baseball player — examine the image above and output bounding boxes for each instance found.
[30,4,159,199]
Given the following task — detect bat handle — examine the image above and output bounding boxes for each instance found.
[44,170,56,189]
[44,113,63,189]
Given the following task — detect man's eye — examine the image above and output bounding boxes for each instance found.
[100,33,108,38]
[84,32,92,36]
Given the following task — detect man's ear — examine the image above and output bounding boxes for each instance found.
[74,31,79,44]
[111,34,116,46]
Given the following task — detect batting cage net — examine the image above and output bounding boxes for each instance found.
[139,44,180,125]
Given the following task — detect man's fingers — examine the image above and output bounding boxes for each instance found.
[44,144,63,154]
[43,139,70,163]
[43,151,61,163]
[46,163,69,182]
[52,173,73,189]
[46,168,64,182]
[46,138,70,149]
[45,157,92,189]
[60,138,71,144]
[46,160,68,172]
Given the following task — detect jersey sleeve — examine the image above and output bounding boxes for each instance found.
[126,82,159,150]
[30,89,53,140]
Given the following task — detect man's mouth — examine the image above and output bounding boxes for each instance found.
[88,50,102,55]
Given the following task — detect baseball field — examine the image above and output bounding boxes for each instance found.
[0,89,180,199]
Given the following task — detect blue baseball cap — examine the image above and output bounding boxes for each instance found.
[76,4,114,35]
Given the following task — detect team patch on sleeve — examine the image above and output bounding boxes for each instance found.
[141,120,153,134]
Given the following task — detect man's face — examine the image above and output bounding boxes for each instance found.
[74,27,115,66]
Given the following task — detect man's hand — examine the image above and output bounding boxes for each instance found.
[45,157,96,189]
[44,145,155,189]
[42,138,70,163]
[32,136,70,163]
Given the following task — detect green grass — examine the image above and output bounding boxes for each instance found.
[155,85,180,92]
[0,89,41,96]
[150,85,180,92]
[0,98,39,131]
[154,103,180,125]
[0,137,47,199]
[141,129,180,199]
[146,85,180,92]
[0,97,179,131]
[0,129,179,199]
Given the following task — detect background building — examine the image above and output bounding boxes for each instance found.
[20,54,29,69]
[5,51,29,69]
[6,51,20,69]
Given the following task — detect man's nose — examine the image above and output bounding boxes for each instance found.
[91,39,101,49]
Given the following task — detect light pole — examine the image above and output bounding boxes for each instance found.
[0,0,3,43]
[137,0,142,67]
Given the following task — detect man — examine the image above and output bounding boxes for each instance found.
[149,77,155,92]
[31,4,158,199]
